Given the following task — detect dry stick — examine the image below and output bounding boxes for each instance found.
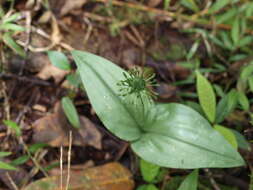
[83,17,93,45]
[17,22,74,52]
[66,131,72,190]
[6,172,19,190]
[204,168,221,190]
[60,146,63,190]
[24,11,32,53]
[94,0,253,34]
[21,149,49,189]
[0,73,51,86]
[18,11,32,75]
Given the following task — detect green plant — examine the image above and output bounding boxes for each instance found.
[61,96,80,129]
[0,151,17,170]
[72,50,245,169]
[0,7,25,57]
[47,50,82,89]
[3,120,48,172]
[136,159,165,190]
[196,71,251,151]
[177,169,198,190]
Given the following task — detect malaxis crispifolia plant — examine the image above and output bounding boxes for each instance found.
[72,50,245,169]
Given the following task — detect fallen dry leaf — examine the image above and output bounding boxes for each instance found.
[49,160,94,177]
[23,162,134,190]
[32,102,102,149]
[36,62,69,83]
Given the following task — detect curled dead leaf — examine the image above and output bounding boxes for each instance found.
[32,102,102,149]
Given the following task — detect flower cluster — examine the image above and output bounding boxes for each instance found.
[117,67,158,100]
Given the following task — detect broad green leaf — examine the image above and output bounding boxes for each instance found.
[0,161,16,170]
[73,51,245,168]
[216,89,238,123]
[61,97,80,129]
[208,34,225,48]
[131,103,244,168]
[137,184,159,190]
[213,84,224,97]
[177,170,198,190]
[186,40,199,60]
[11,155,29,166]
[0,23,25,31]
[28,143,48,154]
[230,129,251,151]
[196,72,216,123]
[0,152,12,157]
[3,32,25,57]
[72,50,143,141]
[237,91,249,111]
[240,63,253,81]
[47,51,71,71]
[246,2,253,17]
[231,17,240,45]
[2,13,20,23]
[220,31,234,50]
[209,0,230,13]
[164,0,171,10]
[215,8,237,24]
[248,77,253,92]
[229,54,247,62]
[66,72,81,88]
[3,120,21,137]
[140,159,160,183]
[214,125,237,149]
[238,36,253,48]
[180,0,199,12]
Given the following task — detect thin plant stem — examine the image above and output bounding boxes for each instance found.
[60,146,63,190]
[65,131,72,190]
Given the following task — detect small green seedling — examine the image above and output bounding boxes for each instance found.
[0,9,25,57]
[196,72,250,151]
[137,159,165,190]
[61,96,80,129]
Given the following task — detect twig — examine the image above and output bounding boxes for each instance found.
[83,17,93,45]
[30,26,74,51]
[60,146,63,190]
[65,131,72,190]
[204,168,221,190]
[6,172,19,190]
[24,11,32,53]
[114,142,129,161]
[0,73,51,86]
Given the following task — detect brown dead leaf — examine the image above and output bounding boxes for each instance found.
[32,102,102,149]
[23,162,134,190]
[49,160,94,176]
[36,62,69,83]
